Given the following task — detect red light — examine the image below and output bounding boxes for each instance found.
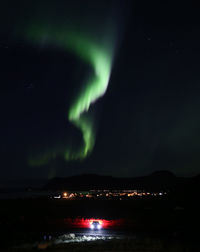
[63,218,124,229]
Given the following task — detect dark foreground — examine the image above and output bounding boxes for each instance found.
[9,235,200,252]
[0,196,199,251]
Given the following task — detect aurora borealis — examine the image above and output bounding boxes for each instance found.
[67,34,113,159]
[26,25,114,161]
[1,0,200,179]
[21,1,116,163]
[65,31,114,159]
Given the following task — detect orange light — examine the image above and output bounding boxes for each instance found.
[89,219,103,225]
[63,192,67,197]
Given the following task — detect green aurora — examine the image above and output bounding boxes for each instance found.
[25,23,115,164]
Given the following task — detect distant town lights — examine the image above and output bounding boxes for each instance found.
[58,190,167,200]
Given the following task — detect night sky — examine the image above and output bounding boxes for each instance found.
[1,0,200,179]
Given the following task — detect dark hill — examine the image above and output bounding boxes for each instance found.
[43,171,196,191]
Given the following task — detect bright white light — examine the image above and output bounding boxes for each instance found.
[90,224,94,229]
[53,195,61,199]
[97,224,101,229]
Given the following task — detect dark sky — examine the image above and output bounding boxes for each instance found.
[0,0,200,179]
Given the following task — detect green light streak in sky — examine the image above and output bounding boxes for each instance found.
[62,30,113,158]
[26,24,114,161]
[67,33,113,158]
